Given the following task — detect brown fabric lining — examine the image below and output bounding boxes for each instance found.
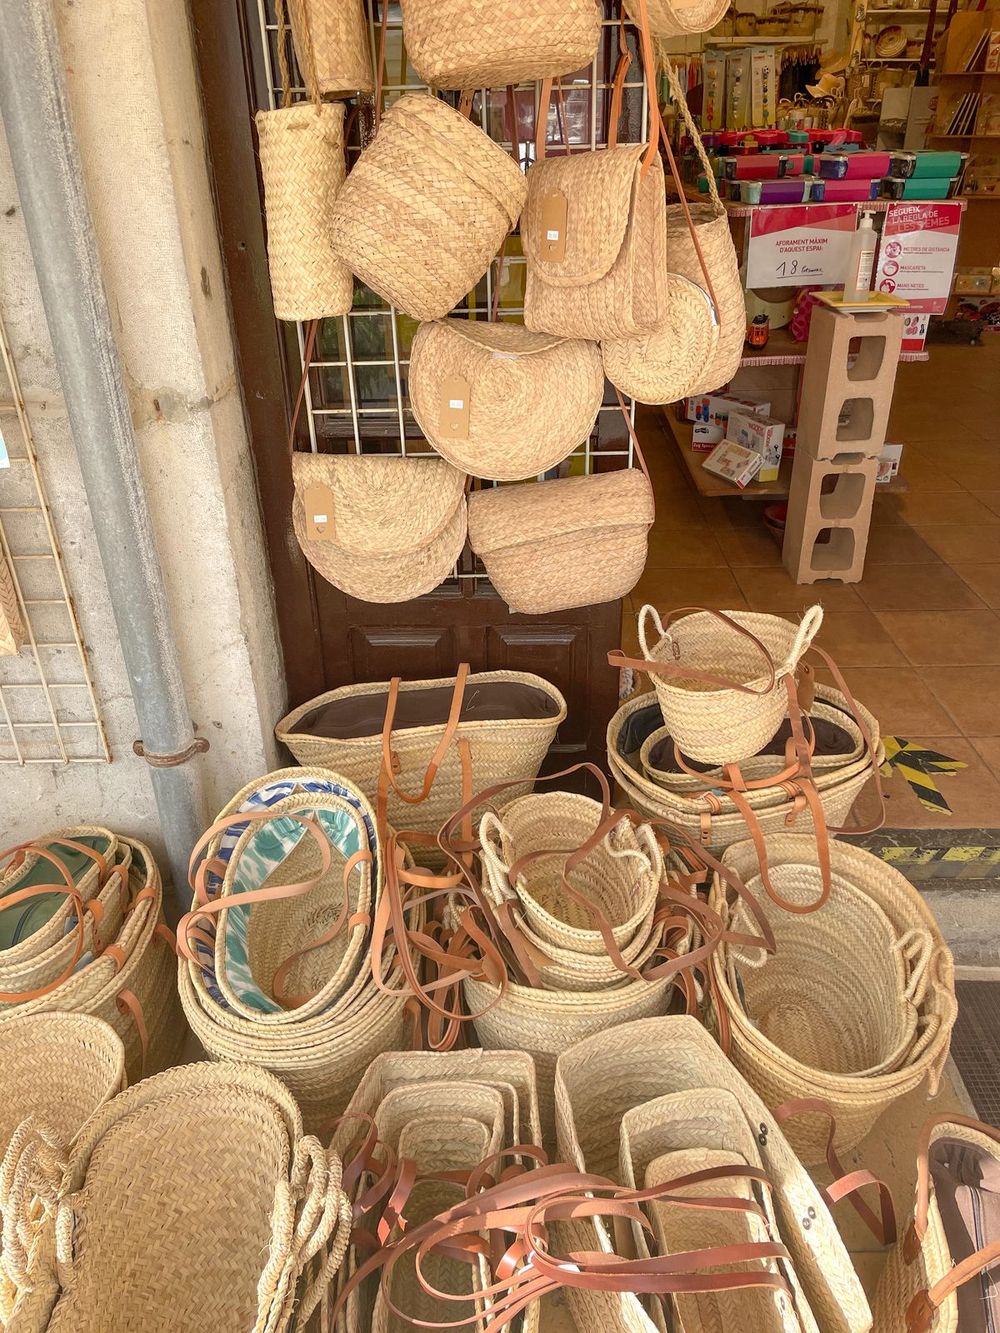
[646,715,855,776]
[930,1137,1000,1333]
[292,681,561,741]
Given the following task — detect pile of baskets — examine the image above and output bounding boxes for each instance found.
[708,834,957,1164]
[0,828,182,1082]
[177,768,420,1132]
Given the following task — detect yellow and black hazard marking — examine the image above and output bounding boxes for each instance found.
[881,737,967,815]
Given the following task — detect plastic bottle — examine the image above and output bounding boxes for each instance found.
[843,211,877,302]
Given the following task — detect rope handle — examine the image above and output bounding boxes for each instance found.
[898,928,935,1005]
[277,0,322,109]
[660,54,724,215]
[783,604,824,677]
[0,1118,71,1296]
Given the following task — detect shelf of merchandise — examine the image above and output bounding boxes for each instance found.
[707,35,818,44]
[735,326,929,366]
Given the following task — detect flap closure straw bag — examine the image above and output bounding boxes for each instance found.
[408,320,604,482]
[874,1114,1000,1333]
[467,398,654,615]
[399,0,601,89]
[0,1063,352,1333]
[255,0,353,322]
[330,13,527,322]
[287,0,373,98]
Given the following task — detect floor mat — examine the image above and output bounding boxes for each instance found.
[952,980,1000,1126]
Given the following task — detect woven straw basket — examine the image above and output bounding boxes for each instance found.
[469,470,654,615]
[554,1016,873,1333]
[523,144,668,340]
[0,550,23,656]
[256,101,352,323]
[330,93,526,322]
[636,604,824,765]
[874,1115,1000,1333]
[0,1062,352,1333]
[626,0,730,40]
[289,0,373,97]
[711,836,957,1164]
[399,0,601,89]
[602,274,721,404]
[276,671,566,843]
[291,454,467,604]
[408,320,603,481]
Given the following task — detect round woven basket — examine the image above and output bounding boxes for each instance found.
[399,0,601,89]
[409,321,603,481]
[602,273,721,405]
[289,0,373,98]
[330,93,526,322]
[628,0,730,42]
[636,604,823,765]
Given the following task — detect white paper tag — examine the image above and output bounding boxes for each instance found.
[546,228,560,241]
[0,426,8,469]
[449,398,465,410]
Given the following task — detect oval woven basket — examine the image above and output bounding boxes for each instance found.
[409,320,603,481]
[330,93,526,322]
[0,828,121,963]
[398,0,601,89]
[626,0,730,37]
[636,604,823,765]
[602,273,721,405]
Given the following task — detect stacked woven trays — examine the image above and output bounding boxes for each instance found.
[0,828,183,1082]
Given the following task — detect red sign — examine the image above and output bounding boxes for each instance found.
[875,202,962,315]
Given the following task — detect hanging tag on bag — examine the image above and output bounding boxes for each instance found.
[440,374,471,440]
[539,190,568,262]
[796,661,816,711]
[303,483,335,541]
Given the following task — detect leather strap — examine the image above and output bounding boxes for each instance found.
[0,880,87,1003]
[379,663,471,807]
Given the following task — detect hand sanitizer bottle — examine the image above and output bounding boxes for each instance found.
[844,210,877,302]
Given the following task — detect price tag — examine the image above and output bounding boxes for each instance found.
[440,374,471,440]
[539,190,568,262]
[746,203,857,288]
[303,483,335,542]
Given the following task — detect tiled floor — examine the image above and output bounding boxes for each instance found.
[624,339,1000,830]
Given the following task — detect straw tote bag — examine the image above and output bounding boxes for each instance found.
[398,0,602,89]
[291,453,467,603]
[408,320,604,481]
[0,550,23,656]
[256,0,352,322]
[288,0,373,98]
[0,1063,351,1333]
[874,1115,1000,1333]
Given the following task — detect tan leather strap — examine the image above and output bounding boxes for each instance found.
[374,0,389,132]
[379,663,471,807]
[0,880,87,1003]
[614,388,654,514]
[286,316,320,459]
[618,604,778,696]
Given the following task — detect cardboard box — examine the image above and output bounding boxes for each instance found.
[683,392,772,429]
[727,410,785,482]
[703,440,763,489]
[782,427,797,459]
[876,443,904,483]
[693,422,725,451]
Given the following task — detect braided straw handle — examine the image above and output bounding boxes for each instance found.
[781,604,824,677]
[476,812,521,911]
[0,1119,71,1300]
[269,1140,352,1331]
[659,53,724,217]
[897,928,935,1005]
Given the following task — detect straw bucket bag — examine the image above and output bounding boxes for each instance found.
[0,1062,352,1333]
[398,0,601,89]
[625,0,730,41]
[276,667,566,842]
[255,2,352,322]
[626,604,824,765]
[554,1016,874,1333]
[711,835,957,1164]
[291,454,467,603]
[0,551,23,656]
[330,92,526,321]
[874,1115,1000,1333]
[408,320,604,481]
[288,0,373,98]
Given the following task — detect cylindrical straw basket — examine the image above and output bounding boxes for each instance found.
[602,274,721,405]
[256,101,353,322]
[330,93,526,321]
[289,0,373,97]
[636,604,823,764]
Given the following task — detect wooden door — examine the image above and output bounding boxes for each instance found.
[189,1,649,768]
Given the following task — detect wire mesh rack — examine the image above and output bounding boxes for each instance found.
[253,0,649,589]
[0,304,110,766]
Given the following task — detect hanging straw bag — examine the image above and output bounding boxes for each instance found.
[330,91,526,322]
[0,551,23,656]
[288,0,373,98]
[0,1062,352,1333]
[291,454,467,604]
[256,1,353,322]
[408,320,604,482]
[625,0,730,41]
[276,665,566,841]
[398,0,601,89]
[874,1114,1000,1333]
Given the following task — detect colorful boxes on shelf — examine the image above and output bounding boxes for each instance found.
[727,410,786,483]
[702,440,763,488]
[879,176,961,200]
[818,151,892,181]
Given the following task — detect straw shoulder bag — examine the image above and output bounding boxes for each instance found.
[408,320,603,482]
[468,466,654,615]
[0,550,23,656]
[625,0,730,39]
[399,0,601,89]
[874,1114,1000,1333]
[291,453,467,604]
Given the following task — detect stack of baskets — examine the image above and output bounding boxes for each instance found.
[177,768,421,1132]
[708,834,957,1164]
[0,829,183,1082]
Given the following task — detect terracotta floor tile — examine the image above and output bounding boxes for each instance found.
[973,492,1000,519]
[875,610,1000,666]
[922,667,1000,737]
[971,736,1000,780]
[630,565,749,612]
[894,492,1000,526]
[714,523,784,568]
[649,488,711,525]
[853,735,1000,829]
[856,563,985,612]
[938,462,1000,492]
[731,568,863,612]
[953,564,1000,609]
[912,525,1000,565]
[864,525,942,565]
[644,524,728,570]
[810,666,959,735]
[886,450,962,492]
[811,609,905,666]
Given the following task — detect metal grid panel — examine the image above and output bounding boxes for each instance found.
[0,306,110,766]
[255,1,648,583]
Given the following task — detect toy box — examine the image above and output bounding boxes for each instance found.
[876,442,904,483]
[727,409,785,482]
[684,393,771,450]
[702,440,763,489]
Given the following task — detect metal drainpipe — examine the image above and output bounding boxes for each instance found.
[0,0,205,920]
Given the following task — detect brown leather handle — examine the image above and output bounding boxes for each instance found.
[379,663,471,807]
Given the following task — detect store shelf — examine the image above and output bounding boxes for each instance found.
[937,70,1000,77]
[736,327,927,366]
[708,36,818,44]
[960,193,1000,201]
[928,132,1000,138]
[864,56,931,63]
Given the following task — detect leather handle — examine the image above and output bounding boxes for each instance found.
[379,663,471,807]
